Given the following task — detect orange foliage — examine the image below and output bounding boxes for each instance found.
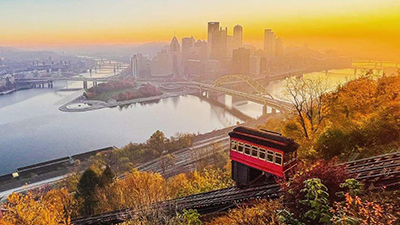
[94,169,168,214]
[0,189,74,225]
[167,168,234,198]
[206,199,283,225]
[331,193,397,225]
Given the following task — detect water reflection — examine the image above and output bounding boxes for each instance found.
[0,89,242,175]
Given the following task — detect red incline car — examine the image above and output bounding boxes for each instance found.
[229,126,299,186]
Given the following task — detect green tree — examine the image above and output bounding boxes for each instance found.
[147,130,166,157]
[278,209,305,225]
[336,179,364,198]
[99,165,115,188]
[179,209,203,225]
[299,178,332,224]
[76,168,99,216]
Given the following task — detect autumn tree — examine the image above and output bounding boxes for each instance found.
[280,159,349,218]
[147,130,167,157]
[160,153,176,174]
[0,189,74,225]
[283,75,330,140]
[76,168,100,216]
[99,165,115,188]
[207,199,283,225]
[167,167,234,198]
[95,169,167,214]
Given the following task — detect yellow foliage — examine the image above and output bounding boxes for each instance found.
[167,168,234,198]
[0,189,74,225]
[206,199,283,225]
[95,169,168,214]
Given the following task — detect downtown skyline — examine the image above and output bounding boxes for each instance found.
[1,0,400,60]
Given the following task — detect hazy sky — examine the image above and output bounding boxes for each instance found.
[1,0,399,60]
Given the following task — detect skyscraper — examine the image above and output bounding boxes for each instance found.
[151,48,173,77]
[130,55,138,78]
[170,36,181,75]
[208,22,229,60]
[232,47,250,74]
[227,35,234,58]
[170,36,180,53]
[264,29,276,57]
[275,37,284,57]
[207,22,220,58]
[182,36,195,62]
[233,25,243,50]
[218,27,228,60]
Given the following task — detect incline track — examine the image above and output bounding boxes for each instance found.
[72,151,400,225]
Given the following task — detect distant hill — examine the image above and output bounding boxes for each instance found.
[23,42,168,59]
[0,47,75,62]
[0,46,21,53]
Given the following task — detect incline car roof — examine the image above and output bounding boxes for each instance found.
[229,126,299,152]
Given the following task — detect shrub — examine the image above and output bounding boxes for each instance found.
[206,199,283,225]
[280,159,349,217]
[331,193,396,225]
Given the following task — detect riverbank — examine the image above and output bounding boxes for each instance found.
[0,89,16,95]
[59,89,198,112]
[0,112,275,200]
[0,146,116,195]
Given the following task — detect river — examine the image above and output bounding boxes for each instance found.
[0,63,391,175]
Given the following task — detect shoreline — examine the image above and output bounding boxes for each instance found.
[0,89,16,95]
[0,113,274,199]
[59,90,197,112]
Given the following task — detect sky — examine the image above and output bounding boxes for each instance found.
[1,0,400,60]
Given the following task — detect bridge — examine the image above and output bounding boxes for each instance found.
[193,81,292,112]
[171,73,294,113]
[15,76,120,89]
[15,59,129,89]
[15,67,129,89]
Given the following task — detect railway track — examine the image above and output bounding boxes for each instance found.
[72,151,400,225]
[346,151,400,188]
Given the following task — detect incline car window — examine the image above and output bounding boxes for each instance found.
[238,143,244,152]
[259,149,266,160]
[267,151,274,162]
[275,152,282,165]
[244,144,251,155]
[251,146,258,157]
[231,141,237,151]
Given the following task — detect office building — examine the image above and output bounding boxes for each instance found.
[264,29,276,57]
[275,38,284,57]
[182,36,195,62]
[232,47,250,74]
[130,55,138,77]
[150,48,173,77]
[170,36,181,75]
[233,25,243,50]
[208,22,220,58]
